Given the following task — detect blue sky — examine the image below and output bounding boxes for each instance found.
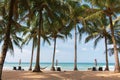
[5,30,118,63]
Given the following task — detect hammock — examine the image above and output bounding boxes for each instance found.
[40,66,48,70]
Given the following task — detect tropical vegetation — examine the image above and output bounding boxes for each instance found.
[0,0,120,79]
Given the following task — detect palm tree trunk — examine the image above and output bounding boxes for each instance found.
[51,37,56,71]
[33,11,42,72]
[0,0,15,79]
[29,40,34,71]
[109,16,120,72]
[104,35,109,71]
[74,26,78,71]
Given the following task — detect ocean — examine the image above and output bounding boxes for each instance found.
[3,62,115,71]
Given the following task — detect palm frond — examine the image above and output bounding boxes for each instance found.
[94,35,102,48]
[8,39,14,55]
[85,32,99,43]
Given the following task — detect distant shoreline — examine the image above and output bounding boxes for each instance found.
[3,62,115,71]
[4,62,115,64]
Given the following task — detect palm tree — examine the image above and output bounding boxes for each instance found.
[67,1,80,71]
[50,32,64,71]
[84,17,111,71]
[31,0,71,72]
[22,16,51,71]
[33,11,42,72]
[106,16,120,70]
[22,26,38,71]
[31,0,54,72]
[44,0,71,71]
[49,22,67,71]
[84,0,120,72]
[67,1,88,71]
[107,16,120,56]
[0,0,15,79]
[29,40,35,71]
[0,0,31,78]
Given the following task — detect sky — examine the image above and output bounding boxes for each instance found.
[4,29,119,64]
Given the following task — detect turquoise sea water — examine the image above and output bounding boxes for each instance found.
[3,62,115,71]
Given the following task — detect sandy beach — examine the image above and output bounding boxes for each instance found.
[2,70,120,80]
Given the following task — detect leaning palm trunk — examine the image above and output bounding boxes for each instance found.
[109,16,120,72]
[33,11,42,72]
[51,38,56,71]
[29,40,34,71]
[74,26,78,71]
[0,0,15,79]
[104,35,109,71]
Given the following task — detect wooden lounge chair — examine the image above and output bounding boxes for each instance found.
[55,66,61,71]
[56,67,61,71]
[92,67,97,71]
[13,66,17,70]
[18,66,22,70]
[98,67,103,71]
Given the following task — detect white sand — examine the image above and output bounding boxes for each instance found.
[2,70,120,80]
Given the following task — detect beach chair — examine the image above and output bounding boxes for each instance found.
[18,66,21,70]
[57,67,61,71]
[98,67,103,71]
[56,66,61,71]
[92,67,97,71]
[18,66,24,71]
[13,66,17,70]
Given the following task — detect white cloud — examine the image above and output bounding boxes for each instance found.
[108,44,113,48]
[81,47,87,51]
[56,49,60,53]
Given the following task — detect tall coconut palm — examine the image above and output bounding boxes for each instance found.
[31,0,54,72]
[84,0,120,72]
[22,26,38,71]
[50,31,65,71]
[0,0,15,79]
[44,0,71,71]
[22,18,51,71]
[67,0,89,71]
[33,11,42,72]
[49,22,69,71]
[0,0,31,79]
[67,1,81,71]
[84,17,111,71]
[45,17,72,71]
[107,16,120,56]
[31,0,71,72]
